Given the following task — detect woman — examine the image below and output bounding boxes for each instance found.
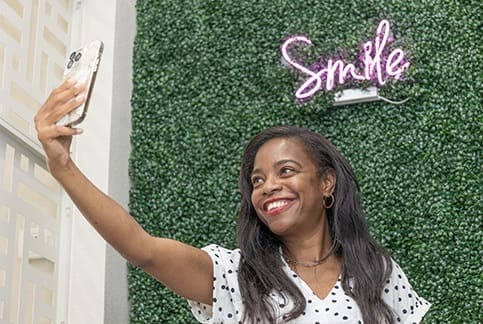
[35,80,431,323]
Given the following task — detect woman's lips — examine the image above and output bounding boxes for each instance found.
[263,199,295,216]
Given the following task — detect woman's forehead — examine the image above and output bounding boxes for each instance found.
[253,138,311,168]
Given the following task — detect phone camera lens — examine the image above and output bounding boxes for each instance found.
[69,52,76,60]
[75,52,82,61]
[67,60,74,69]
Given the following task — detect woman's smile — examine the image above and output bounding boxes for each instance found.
[263,198,296,216]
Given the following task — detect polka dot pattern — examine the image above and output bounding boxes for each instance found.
[188,244,431,323]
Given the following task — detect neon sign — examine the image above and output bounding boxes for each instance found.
[281,20,410,100]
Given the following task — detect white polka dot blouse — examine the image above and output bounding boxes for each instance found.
[188,244,431,323]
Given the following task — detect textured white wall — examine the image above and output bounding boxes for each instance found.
[0,0,134,323]
[0,0,74,323]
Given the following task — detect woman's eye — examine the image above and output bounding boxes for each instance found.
[251,177,264,186]
[280,167,294,175]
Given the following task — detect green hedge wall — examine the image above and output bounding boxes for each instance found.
[129,1,482,323]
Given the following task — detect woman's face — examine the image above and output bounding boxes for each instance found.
[250,137,333,238]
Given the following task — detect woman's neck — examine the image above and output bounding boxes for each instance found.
[281,219,333,264]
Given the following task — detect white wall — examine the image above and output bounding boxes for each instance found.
[105,0,136,323]
[65,1,135,323]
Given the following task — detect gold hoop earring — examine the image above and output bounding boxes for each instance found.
[322,194,334,209]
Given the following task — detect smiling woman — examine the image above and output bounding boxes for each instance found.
[190,126,431,323]
[34,85,430,324]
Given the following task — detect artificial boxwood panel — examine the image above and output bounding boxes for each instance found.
[129,1,481,323]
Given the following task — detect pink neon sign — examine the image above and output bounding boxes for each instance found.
[281,20,410,100]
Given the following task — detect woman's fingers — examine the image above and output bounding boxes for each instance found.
[51,92,86,122]
[37,124,83,142]
[51,78,77,95]
[35,80,87,144]
[36,81,87,127]
[42,79,77,112]
[34,80,87,169]
[50,81,85,107]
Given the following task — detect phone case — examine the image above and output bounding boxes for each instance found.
[56,40,104,126]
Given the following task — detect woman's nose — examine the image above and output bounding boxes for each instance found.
[263,176,282,195]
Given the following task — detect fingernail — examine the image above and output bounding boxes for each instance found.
[76,128,83,134]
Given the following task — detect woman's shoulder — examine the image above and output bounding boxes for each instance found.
[382,257,432,322]
[386,257,418,288]
[188,244,244,322]
[201,244,242,266]
[202,243,241,255]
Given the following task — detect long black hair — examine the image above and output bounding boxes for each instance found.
[236,126,394,323]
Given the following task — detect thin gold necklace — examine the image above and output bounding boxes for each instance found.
[284,245,335,268]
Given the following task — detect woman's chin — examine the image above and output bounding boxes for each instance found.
[267,220,295,237]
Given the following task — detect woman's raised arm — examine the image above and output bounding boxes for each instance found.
[34,80,214,305]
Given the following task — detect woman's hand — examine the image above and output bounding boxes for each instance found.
[34,79,86,173]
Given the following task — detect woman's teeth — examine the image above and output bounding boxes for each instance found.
[267,200,289,211]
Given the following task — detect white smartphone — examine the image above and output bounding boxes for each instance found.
[56,40,104,126]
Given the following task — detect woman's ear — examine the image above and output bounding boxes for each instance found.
[320,169,336,196]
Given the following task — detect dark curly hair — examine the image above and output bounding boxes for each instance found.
[236,125,394,323]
